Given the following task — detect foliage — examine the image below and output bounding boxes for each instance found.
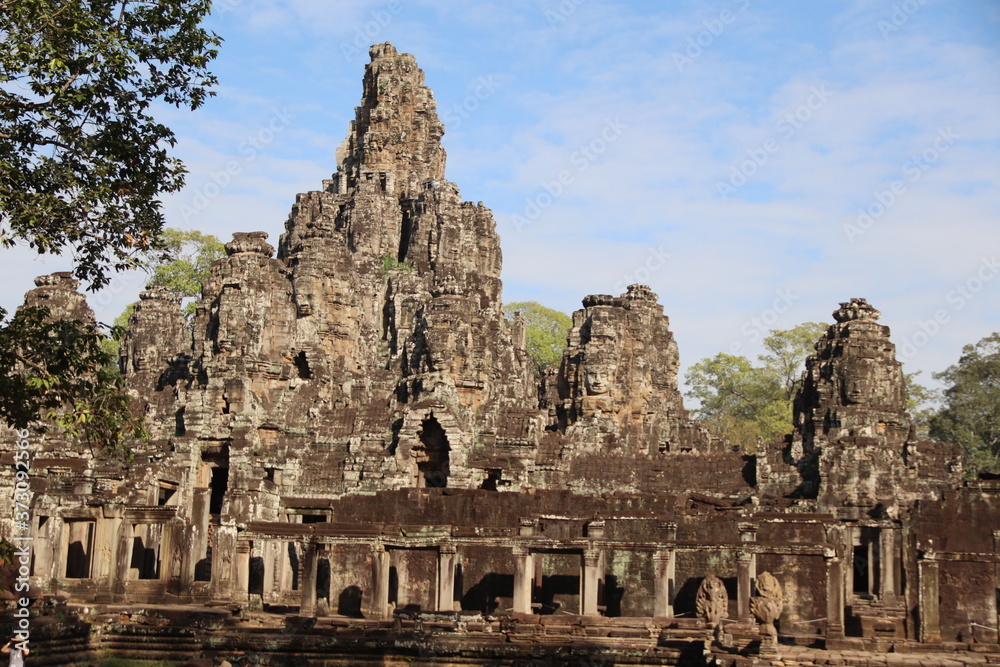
[0,539,13,567]
[929,332,1000,477]
[0,0,220,289]
[381,253,414,275]
[904,371,938,439]
[0,305,144,459]
[685,352,789,453]
[758,322,827,400]
[504,301,573,373]
[684,323,826,452]
[147,228,224,317]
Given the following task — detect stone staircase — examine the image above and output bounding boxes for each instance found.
[98,625,203,663]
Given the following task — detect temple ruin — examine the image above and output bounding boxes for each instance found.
[1,43,998,666]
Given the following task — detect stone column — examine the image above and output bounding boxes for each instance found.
[880,527,897,599]
[263,541,276,600]
[213,524,237,598]
[92,512,116,585]
[739,522,757,583]
[994,531,1000,645]
[918,557,941,643]
[113,521,133,598]
[32,515,53,585]
[299,542,319,617]
[581,549,602,616]
[513,546,533,614]
[182,488,211,588]
[737,551,752,623]
[653,550,676,618]
[437,545,457,612]
[825,551,845,639]
[370,545,391,619]
[235,541,251,602]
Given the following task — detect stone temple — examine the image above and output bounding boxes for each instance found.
[2,43,998,666]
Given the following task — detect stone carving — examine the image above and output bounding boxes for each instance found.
[557,284,712,455]
[695,574,728,633]
[750,571,784,637]
[759,297,962,513]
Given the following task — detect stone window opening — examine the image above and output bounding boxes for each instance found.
[852,527,881,599]
[157,481,178,506]
[416,415,450,488]
[294,351,312,379]
[480,469,503,491]
[64,520,94,579]
[209,467,229,515]
[129,524,163,580]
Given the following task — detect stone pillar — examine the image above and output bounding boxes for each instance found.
[739,522,757,583]
[737,551,752,623]
[182,488,211,587]
[32,515,53,585]
[880,527,897,599]
[918,557,941,643]
[236,541,251,602]
[825,552,845,639]
[513,546,533,614]
[299,543,319,617]
[994,531,1000,645]
[112,521,133,598]
[92,512,116,584]
[581,549,602,616]
[437,545,457,612]
[370,545,391,619]
[263,541,276,599]
[653,550,676,618]
[213,524,237,598]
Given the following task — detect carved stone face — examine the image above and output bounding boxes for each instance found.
[585,367,611,395]
[841,361,874,406]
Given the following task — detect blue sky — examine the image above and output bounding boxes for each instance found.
[3,0,999,391]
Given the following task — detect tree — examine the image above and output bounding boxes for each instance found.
[0,305,144,459]
[684,323,826,452]
[930,333,1000,477]
[147,227,224,317]
[504,301,573,373]
[0,0,221,289]
[0,2,219,455]
[758,322,827,400]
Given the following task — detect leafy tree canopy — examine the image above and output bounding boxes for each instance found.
[0,305,144,459]
[0,2,219,456]
[685,323,824,452]
[930,332,1000,477]
[504,301,572,373]
[686,322,938,453]
[0,0,220,289]
[147,227,224,317]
